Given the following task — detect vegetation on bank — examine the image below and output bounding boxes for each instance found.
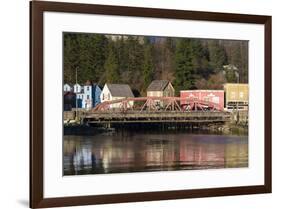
[64,33,248,96]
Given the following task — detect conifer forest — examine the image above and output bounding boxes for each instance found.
[64,33,248,96]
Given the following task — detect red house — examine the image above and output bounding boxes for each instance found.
[180,90,224,111]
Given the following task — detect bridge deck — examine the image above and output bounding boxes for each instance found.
[83,111,230,124]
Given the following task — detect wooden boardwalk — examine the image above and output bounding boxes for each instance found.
[83,111,231,124]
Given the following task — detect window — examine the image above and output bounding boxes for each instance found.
[239,92,244,98]
[87,95,90,100]
[231,92,236,99]
[87,86,89,91]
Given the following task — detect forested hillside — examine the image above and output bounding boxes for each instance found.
[64,33,248,96]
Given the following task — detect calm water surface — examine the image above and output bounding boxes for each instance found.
[63,131,248,175]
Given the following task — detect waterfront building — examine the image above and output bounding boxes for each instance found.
[223,83,249,111]
[63,91,76,111]
[147,80,175,107]
[73,83,82,93]
[63,83,72,92]
[147,80,175,97]
[180,90,225,111]
[64,81,101,109]
[100,83,134,109]
[76,91,84,108]
[81,80,102,109]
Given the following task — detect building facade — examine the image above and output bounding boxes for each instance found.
[73,83,82,93]
[146,80,175,107]
[64,81,101,110]
[147,80,175,97]
[180,90,224,111]
[224,83,249,111]
[82,80,102,109]
[63,83,72,92]
[63,91,76,111]
[100,83,134,109]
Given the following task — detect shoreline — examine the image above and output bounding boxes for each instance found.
[64,123,248,136]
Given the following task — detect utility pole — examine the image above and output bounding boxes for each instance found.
[234,68,240,122]
[75,66,79,121]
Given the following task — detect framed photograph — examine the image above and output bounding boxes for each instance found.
[30,0,272,208]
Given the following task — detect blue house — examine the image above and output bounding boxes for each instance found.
[75,80,101,109]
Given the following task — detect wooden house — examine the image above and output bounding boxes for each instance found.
[100,83,134,109]
[147,80,175,107]
[73,83,82,93]
[82,80,102,109]
[147,80,175,97]
[63,83,72,92]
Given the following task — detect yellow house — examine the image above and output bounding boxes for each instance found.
[224,83,249,111]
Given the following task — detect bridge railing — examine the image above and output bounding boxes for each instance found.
[92,97,223,113]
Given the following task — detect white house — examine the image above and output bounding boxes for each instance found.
[81,80,102,109]
[63,83,72,92]
[73,83,82,93]
[100,83,134,109]
[71,80,102,109]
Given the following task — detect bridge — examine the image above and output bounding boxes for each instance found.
[82,97,230,125]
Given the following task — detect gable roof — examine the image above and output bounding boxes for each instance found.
[106,84,134,97]
[147,80,170,91]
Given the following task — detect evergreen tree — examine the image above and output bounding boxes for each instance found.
[208,40,227,73]
[64,33,80,83]
[90,34,108,83]
[104,42,119,83]
[174,39,195,94]
[126,36,144,90]
[142,39,154,91]
[63,33,248,93]
[189,39,210,80]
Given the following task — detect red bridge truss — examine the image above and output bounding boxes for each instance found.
[92,97,222,113]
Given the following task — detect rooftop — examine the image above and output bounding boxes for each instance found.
[147,80,170,91]
[106,84,134,97]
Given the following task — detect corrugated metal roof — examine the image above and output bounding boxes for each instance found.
[107,84,134,97]
[147,80,170,91]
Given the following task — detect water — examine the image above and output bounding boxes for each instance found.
[63,131,248,175]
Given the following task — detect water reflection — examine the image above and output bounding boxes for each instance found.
[63,132,248,175]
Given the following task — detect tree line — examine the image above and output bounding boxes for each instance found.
[64,33,248,96]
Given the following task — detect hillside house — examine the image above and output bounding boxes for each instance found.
[73,83,82,93]
[147,80,175,107]
[147,80,175,97]
[100,83,134,109]
[82,80,102,109]
[66,81,101,109]
[63,83,72,92]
